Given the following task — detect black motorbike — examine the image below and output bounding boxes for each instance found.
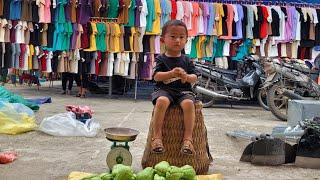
[194,55,268,109]
[262,58,320,121]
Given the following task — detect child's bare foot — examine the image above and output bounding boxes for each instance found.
[181,139,195,155]
[151,138,165,153]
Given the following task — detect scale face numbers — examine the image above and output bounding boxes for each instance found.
[106,147,132,170]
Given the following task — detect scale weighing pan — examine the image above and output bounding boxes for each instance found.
[104,127,139,142]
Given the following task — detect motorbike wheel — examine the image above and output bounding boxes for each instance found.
[257,89,269,111]
[266,83,288,121]
[196,76,215,108]
[199,95,215,108]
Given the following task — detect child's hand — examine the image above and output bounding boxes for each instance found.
[171,67,185,77]
[181,73,188,84]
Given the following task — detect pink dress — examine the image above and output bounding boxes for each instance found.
[44,0,51,23]
[37,0,45,23]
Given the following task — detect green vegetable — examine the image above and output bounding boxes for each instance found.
[181,165,196,180]
[99,173,113,180]
[155,161,171,177]
[154,174,166,180]
[82,175,100,180]
[166,166,184,180]
[136,167,155,180]
[166,172,184,180]
[112,164,135,180]
[90,177,102,180]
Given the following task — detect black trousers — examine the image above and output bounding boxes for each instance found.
[62,72,76,91]
[77,74,88,89]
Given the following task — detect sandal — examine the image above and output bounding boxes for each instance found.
[181,139,195,156]
[80,94,86,98]
[151,138,165,154]
[76,93,81,97]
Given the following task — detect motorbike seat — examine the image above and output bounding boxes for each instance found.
[212,66,238,76]
[291,64,319,75]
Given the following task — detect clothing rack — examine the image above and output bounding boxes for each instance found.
[89,17,118,23]
[91,17,119,96]
[190,0,320,7]
[87,17,141,99]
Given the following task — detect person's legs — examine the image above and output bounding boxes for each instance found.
[81,74,88,98]
[152,96,171,153]
[67,73,74,94]
[74,74,82,97]
[61,72,68,94]
[151,91,172,153]
[179,97,196,155]
[153,96,171,139]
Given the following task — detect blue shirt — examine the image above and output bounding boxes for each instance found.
[207,3,215,35]
[232,39,252,61]
[10,0,22,20]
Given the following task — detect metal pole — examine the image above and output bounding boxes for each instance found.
[109,76,112,96]
[134,53,138,100]
[134,77,138,100]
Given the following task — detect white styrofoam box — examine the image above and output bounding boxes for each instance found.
[287,100,320,127]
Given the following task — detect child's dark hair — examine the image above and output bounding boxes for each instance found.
[161,20,188,37]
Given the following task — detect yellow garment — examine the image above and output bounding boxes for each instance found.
[68,172,93,180]
[108,23,115,52]
[212,3,217,36]
[84,22,98,52]
[68,171,222,180]
[146,0,161,35]
[114,24,121,53]
[28,45,34,70]
[76,24,83,49]
[205,36,214,58]
[215,3,224,37]
[197,36,206,58]
[197,174,222,180]
[129,27,135,52]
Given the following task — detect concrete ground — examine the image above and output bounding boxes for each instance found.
[0,82,319,180]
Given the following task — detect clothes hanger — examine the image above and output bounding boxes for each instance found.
[257,0,262,6]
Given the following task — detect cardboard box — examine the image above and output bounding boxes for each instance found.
[287,100,320,127]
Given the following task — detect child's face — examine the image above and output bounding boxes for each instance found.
[161,25,187,53]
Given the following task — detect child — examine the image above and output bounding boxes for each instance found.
[151,20,198,155]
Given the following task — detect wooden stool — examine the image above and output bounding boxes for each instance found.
[141,101,213,174]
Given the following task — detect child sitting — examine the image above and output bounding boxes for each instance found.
[151,20,198,155]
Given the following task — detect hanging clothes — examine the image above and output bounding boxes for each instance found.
[219,4,234,40]
[78,0,93,24]
[84,22,98,52]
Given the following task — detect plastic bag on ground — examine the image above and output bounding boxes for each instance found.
[0,101,37,135]
[39,112,100,137]
[0,86,39,111]
[0,151,18,164]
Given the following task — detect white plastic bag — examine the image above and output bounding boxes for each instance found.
[39,112,100,137]
[11,103,35,116]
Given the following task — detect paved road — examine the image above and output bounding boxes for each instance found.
[0,83,319,179]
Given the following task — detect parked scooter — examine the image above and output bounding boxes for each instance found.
[194,55,268,109]
[262,58,320,121]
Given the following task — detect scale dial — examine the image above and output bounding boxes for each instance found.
[106,147,132,170]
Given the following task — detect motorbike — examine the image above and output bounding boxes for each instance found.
[262,58,320,121]
[194,55,269,110]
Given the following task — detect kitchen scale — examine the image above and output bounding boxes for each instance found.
[104,127,139,170]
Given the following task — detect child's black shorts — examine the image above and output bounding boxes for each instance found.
[151,89,196,105]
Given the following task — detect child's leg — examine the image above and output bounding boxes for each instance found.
[180,99,196,155]
[153,96,171,139]
[151,96,171,153]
